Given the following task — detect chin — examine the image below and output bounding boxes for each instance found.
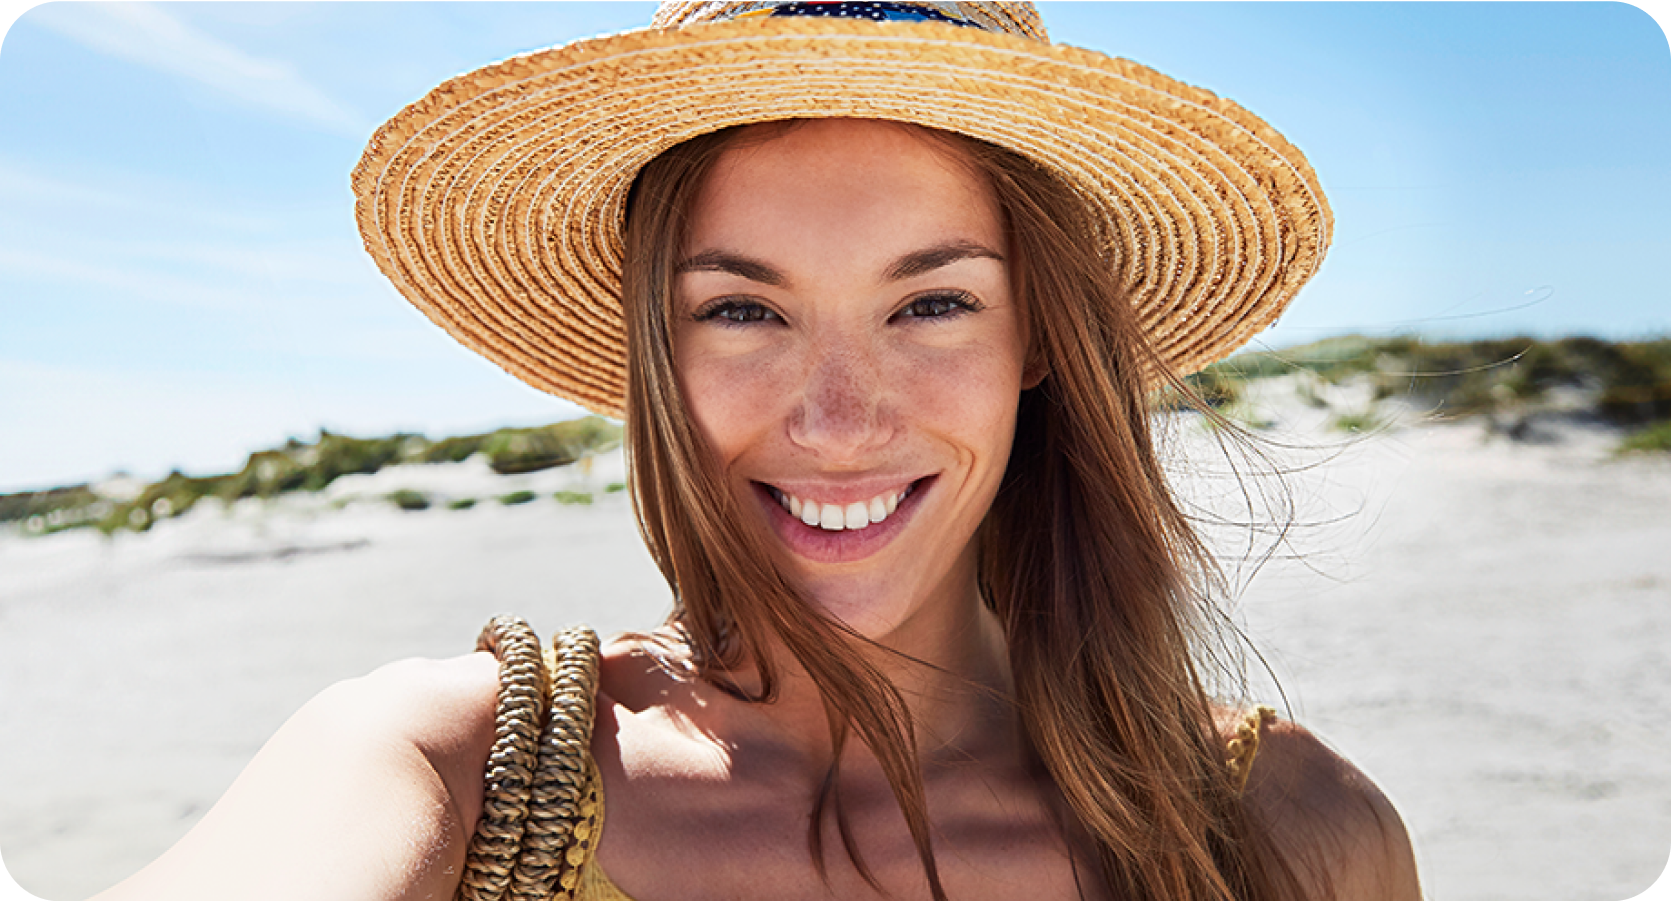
[790,547,979,647]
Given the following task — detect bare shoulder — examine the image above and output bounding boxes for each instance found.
[1235,710,1422,901]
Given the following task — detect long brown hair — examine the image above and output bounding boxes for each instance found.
[620,121,1301,901]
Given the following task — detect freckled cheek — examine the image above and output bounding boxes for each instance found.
[884,345,1023,454]
[677,349,799,458]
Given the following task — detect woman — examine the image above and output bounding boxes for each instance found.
[97,4,1419,900]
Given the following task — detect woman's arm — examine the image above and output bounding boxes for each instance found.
[1244,717,1423,901]
[93,652,500,901]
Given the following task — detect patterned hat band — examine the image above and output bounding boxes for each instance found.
[653,1,1048,40]
[354,1,1328,417]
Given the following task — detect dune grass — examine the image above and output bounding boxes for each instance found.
[1620,421,1671,454]
[387,489,431,512]
[4,417,622,535]
[1202,335,1671,425]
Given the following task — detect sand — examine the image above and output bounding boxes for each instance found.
[2,407,1669,900]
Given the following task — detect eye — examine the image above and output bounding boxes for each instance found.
[896,291,982,321]
[693,298,781,326]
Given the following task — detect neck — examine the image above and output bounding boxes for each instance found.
[693,580,1022,772]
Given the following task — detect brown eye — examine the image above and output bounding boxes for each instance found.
[695,299,780,325]
[898,291,980,320]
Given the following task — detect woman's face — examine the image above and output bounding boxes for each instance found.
[673,119,1031,641]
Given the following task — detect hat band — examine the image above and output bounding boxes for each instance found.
[761,2,983,29]
[651,3,1048,55]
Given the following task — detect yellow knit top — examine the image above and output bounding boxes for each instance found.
[562,705,1277,901]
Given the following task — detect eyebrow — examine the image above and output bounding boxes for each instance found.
[673,240,1005,287]
[882,240,1005,282]
[674,250,786,287]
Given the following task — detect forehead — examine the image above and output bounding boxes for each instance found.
[685,119,1004,266]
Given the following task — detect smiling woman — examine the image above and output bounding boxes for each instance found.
[87,4,1416,901]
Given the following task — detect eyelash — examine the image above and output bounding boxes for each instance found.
[895,290,983,321]
[692,298,779,326]
[691,291,983,326]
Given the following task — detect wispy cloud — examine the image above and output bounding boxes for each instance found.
[0,160,275,232]
[0,244,275,311]
[28,2,367,137]
[0,155,373,310]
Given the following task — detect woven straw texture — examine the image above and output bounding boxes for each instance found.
[354,3,1331,417]
[460,617,602,901]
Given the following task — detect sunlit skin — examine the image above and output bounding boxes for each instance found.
[672,119,1035,659]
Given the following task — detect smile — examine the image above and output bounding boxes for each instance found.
[754,476,933,565]
[768,484,917,532]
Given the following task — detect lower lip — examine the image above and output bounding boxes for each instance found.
[756,478,930,565]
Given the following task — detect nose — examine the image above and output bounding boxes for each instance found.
[787,341,893,462]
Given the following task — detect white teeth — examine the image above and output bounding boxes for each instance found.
[774,485,914,532]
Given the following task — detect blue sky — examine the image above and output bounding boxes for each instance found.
[1,2,1668,493]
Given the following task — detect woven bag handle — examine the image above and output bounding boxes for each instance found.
[457,616,601,901]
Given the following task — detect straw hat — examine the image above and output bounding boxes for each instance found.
[353,1,1331,419]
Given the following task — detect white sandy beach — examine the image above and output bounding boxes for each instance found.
[2,396,1669,900]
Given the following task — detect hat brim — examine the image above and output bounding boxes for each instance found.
[353,16,1331,418]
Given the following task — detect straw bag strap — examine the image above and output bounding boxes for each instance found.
[458,615,602,901]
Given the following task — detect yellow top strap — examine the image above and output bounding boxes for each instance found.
[569,765,634,901]
[1226,705,1278,793]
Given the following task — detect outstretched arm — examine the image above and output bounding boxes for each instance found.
[93,652,500,901]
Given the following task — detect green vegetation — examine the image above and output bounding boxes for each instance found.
[1332,412,1383,434]
[1202,335,1671,424]
[1,485,105,535]
[1152,367,1243,413]
[387,489,431,512]
[447,497,478,511]
[1190,336,1671,451]
[1183,367,1242,408]
[498,490,538,506]
[2,416,622,536]
[1620,421,1671,454]
[604,481,628,494]
[553,490,594,505]
[480,417,621,474]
